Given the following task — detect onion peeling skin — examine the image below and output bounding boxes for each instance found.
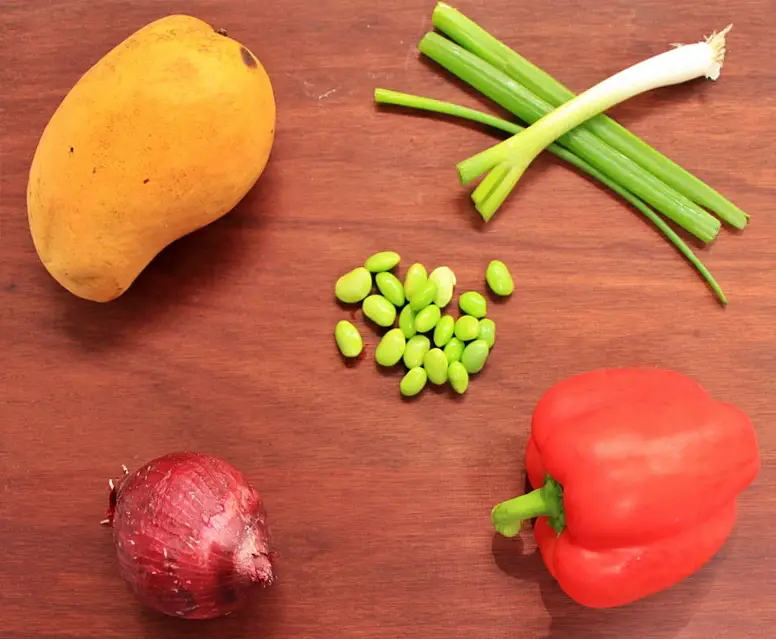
[104,452,274,619]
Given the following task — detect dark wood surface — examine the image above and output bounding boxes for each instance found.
[2,1,775,637]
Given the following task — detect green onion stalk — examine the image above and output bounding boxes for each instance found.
[418,33,721,243]
[458,25,733,221]
[430,1,748,230]
[374,89,726,304]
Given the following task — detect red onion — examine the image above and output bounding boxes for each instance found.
[104,452,274,619]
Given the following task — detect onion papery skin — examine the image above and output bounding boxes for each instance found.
[106,452,274,619]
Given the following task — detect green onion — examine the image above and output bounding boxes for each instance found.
[418,32,721,242]
[375,88,517,135]
[373,88,727,304]
[431,1,748,230]
[458,25,732,221]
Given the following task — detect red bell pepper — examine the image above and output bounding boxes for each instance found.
[491,367,760,609]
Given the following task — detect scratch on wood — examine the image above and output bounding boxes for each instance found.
[317,87,340,100]
[403,15,428,71]
[285,72,319,98]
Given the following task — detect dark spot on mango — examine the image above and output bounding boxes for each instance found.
[69,146,74,153]
[240,46,257,69]
[143,178,150,184]
[215,27,228,36]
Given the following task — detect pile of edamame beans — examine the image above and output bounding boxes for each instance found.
[334,251,514,396]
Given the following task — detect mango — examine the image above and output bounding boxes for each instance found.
[27,15,276,302]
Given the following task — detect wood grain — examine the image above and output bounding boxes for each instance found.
[2,0,775,637]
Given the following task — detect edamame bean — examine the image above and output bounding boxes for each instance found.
[429,266,456,308]
[409,281,438,311]
[486,260,514,296]
[364,251,400,273]
[335,267,372,303]
[403,335,430,369]
[454,315,480,341]
[448,361,469,394]
[398,305,417,339]
[433,315,455,347]
[403,263,428,300]
[478,318,496,348]
[334,320,363,358]
[443,337,464,362]
[362,295,396,327]
[461,339,489,374]
[375,272,405,307]
[375,328,406,366]
[415,304,441,333]
[459,291,488,318]
[423,348,448,385]
[400,367,427,397]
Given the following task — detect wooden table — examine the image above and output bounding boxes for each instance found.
[2,0,774,637]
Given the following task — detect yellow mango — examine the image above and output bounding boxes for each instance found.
[27,15,276,302]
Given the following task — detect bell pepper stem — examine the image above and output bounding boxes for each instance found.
[491,475,566,537]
